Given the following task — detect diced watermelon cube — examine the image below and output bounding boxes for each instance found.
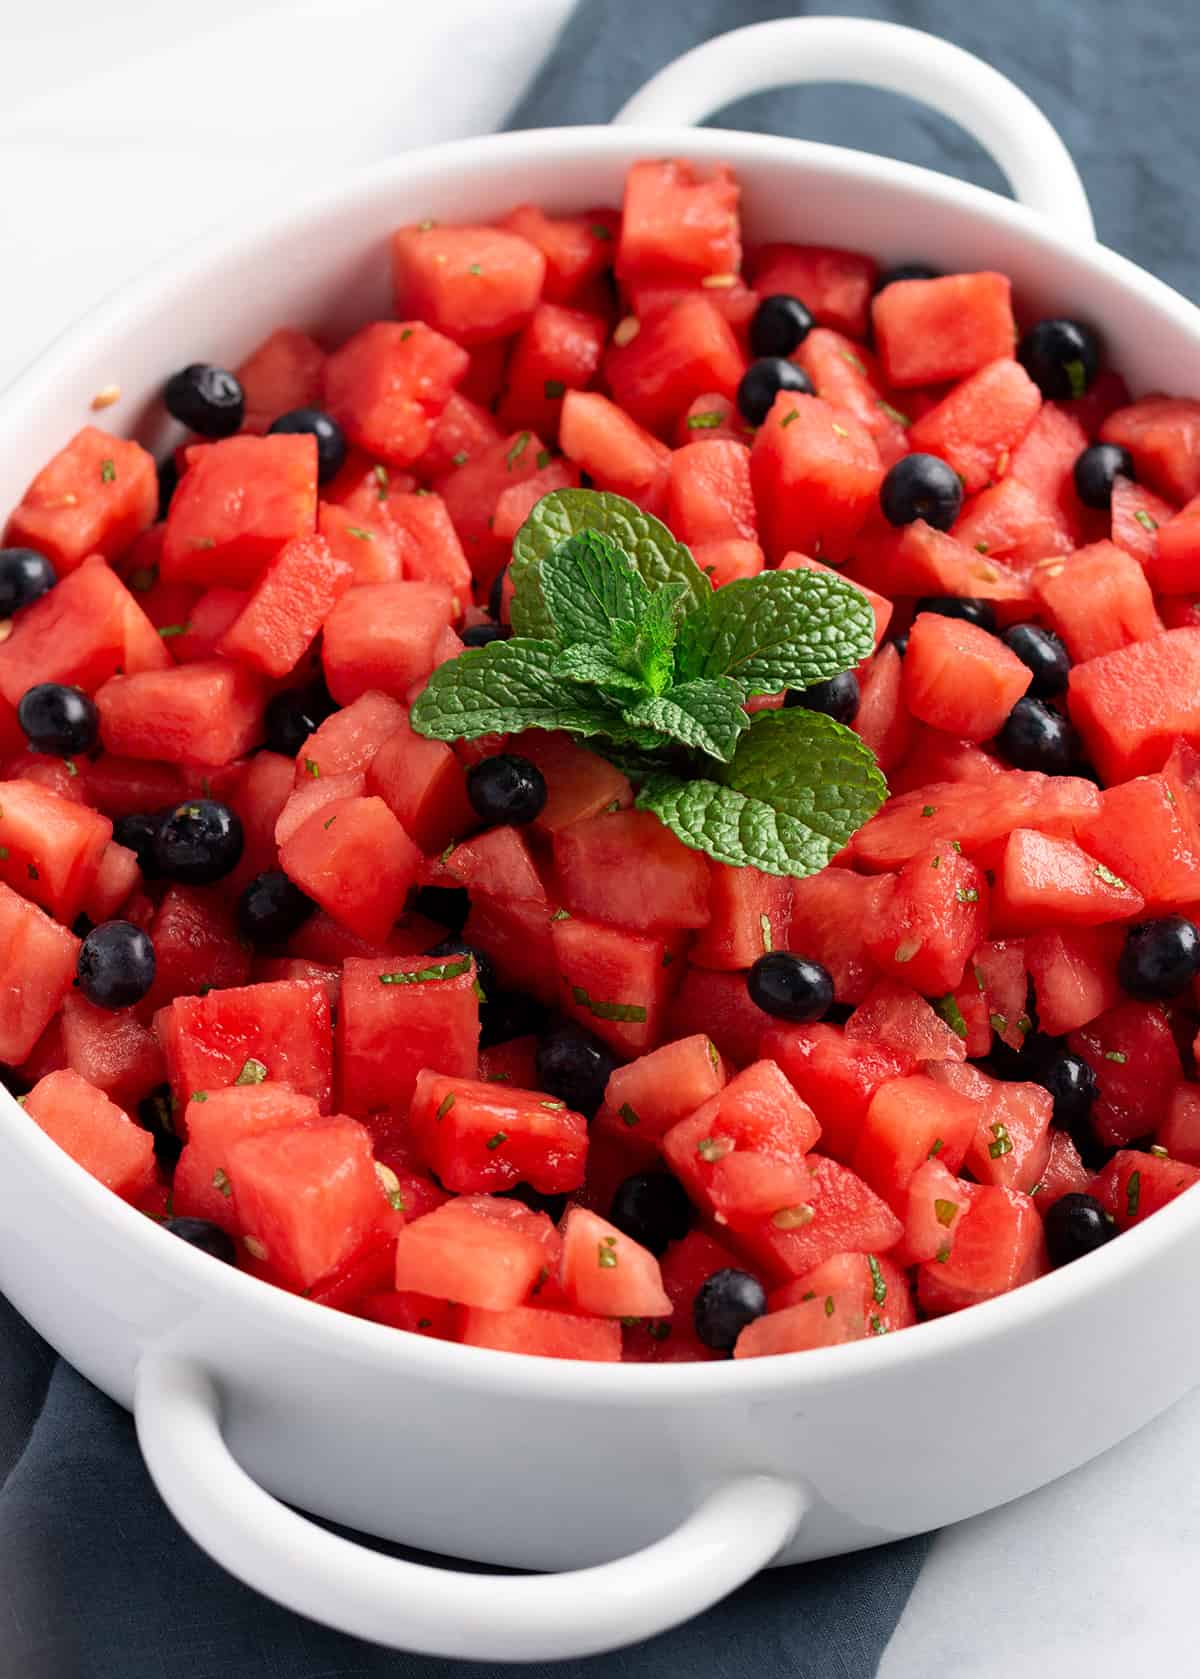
[727,1154,903,1284]
[917,1185,1045,1313]
[279,795,420,946]
[391,225,545,345]
[96,660,265,766]
[173,1083,322,1231]
[750,393,883,564]
[688,861,792,972]
[336,953,480,1120]
[322,322,468,464]
[558,1205,671,1317]
[218,532,355,678]
[603,1033,727,1139]
[60,992,164,1111]
[22,1067,155,1201]
[501,204,618,306]
[1089,1148,1200,1231]
[0,556,167,709]
[0,881,80,1062]
[908,359,1042,493]
[158,978,333,1111]
[393,1194,551,1310]
[667,438,756,546]
[872,273,1016,388]
[162,434,317,587]
[664,965,768,1067]
[459,1304,621,1361]
[408,1069,586,1193]
[605,296,744,436]
[617,160,740,286]
[991,828,1145,932]
[497,302,607,439]
[1024,924,1123,1036]
[750,244,876,339]
[903,612,1031,740]
[4,428,156,574]
[1068,627,1200,781]
[0,778,111,924]
[1033,540,1162,663]
[1100,397,1200,504]
[1068,1002,1183,1147]
[554,808,710,933]
[236,327,325,431]
[863,840,988,995]
[226,1116,380,1290]
[852,1072,978,1212]
[759,1022,910,1164]
[846,981,967,1063]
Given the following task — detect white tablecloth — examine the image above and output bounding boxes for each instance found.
[3,4,1197,1672]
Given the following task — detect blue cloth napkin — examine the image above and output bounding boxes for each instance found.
[3,2,1196,1676]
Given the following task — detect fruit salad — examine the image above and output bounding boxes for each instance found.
[4,155,1200,1363]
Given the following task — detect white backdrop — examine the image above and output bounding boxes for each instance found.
[2,3,1198,1673]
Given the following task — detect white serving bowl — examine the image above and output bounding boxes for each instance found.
[2,17,1199,1663]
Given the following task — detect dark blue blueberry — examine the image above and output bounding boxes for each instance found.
[154,799,244,885]
[873,262,940,294]
[1044,1192,1114,1268]
[610,1171,692,1257]
[77,920,156,1009]
[1118,916,1200,1001]
[749,294,814,359]
[694,1268,767,1352]
[748,952,834,1022]
[18,683,98,755]
[736,358,814,427]
[467,754,547,826]
[237,870,315,946]
[914,594,997,633]
[164,363,244,437]
[1073,442,1134,510]
[535,1024,617,1121]
[1017,319,1101,401]
[995,697,1080,775]
[881,454,963,531]
[784,670,860,724]
[0,547,55,615]
[1000,623,1070,698]
[461,622,510,648]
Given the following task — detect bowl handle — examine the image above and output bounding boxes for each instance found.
[612,17,1095,240]
[135,1349,809,1661]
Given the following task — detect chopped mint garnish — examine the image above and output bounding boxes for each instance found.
[867,1254,887,1305]
[1134,509,1158,532]
[1094,863,1127,889]
[234,1058,268,1086]
[100,458,116,483]
[934,1198,958,1227]
[544,379,566,400]
[935,995,969,1039]
[686,410,724,430]
[570,985,647,1023]
[435,1092,456,1121]
[379,958,471,985]
[1126,1168,1141,1216]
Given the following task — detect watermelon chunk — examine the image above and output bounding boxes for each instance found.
[22,1067,155,1202]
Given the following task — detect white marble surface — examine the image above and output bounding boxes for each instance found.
[3,3,1196,1672]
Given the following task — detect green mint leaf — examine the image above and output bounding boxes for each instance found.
[410,638,641,744]
[621,677,748,763]
[636,708,886,877]
[676,569,876,695]
[608,583,688,695]
[509,489,710,642]
[539,527,651,645]
[553,642,648,701]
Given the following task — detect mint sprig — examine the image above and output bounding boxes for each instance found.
[410,489,884,878]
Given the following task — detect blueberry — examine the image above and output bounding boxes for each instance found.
[467,754,547,826]
[237,870,315,947]
[1073,443,1135,511]
[736,357,814,427]
[263,683,334,758]
[495,1182,568,1223]
[267,407,347,485]
[0,547,56,615]
[749,294,814,359]
[425,935,497,1002]
[873,262,940,295]
[1118,916,1200,1000]
[156,455,179,521]
[479,991,550,1049]
[17,683,99,756]
[137,1085,182,1169]
[410,885,470,934]
[77,920,156,1009]
[609,1170,692,1257]
[1036,1049,1099,1131]
[693,1268,767,1352]
[995,697,1080,775]
[1016,319,1101,402]
[880,454,963,531]
[1000,623,1070,698]
[783,670,860,724]
[913,594,997,633]
[113,810,167,879]
[488,566,508,625]
[747,951,834,1022]
[164,363,245,438]
[154,799,244,885]
[1043,1192,1115,1268]
[461,622,509,648]
[163,1216,237,1264]
[535,1024,617,1121]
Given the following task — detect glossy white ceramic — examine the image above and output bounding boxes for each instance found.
[2,16,1199,1663]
